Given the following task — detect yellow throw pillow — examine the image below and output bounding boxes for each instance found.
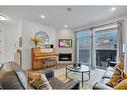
[114,79,127,89]
[30,74,45,89]
[106,68,127,87]
[27,71,40,81]
[115,60,124,70]
[106,57,126,87]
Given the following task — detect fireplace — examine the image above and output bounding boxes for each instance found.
[59,53,72,61]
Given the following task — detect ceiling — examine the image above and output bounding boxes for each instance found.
[0,6,127,29]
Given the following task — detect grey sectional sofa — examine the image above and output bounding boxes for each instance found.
[93,66,115,89]
[0,61,79,89]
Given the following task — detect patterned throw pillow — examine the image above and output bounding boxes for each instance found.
[115,58,124,70]
[106,58,127,87]
[26,71,52,89]
[27,71,40,81]
[106,68,127,87]
[30,74,45,89]
[27,72,48,89]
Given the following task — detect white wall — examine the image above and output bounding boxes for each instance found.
[22,19,56,70]
[0,22,3,63]
[2,18,21,63]
[124,20,127,73]
[56,29,75,64]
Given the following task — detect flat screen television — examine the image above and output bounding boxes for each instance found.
[59,39,72,48]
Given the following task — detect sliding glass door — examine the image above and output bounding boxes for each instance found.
[95,27,118,69]
[76,30,91,66]
[76,23,120,69]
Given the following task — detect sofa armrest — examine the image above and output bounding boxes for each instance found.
[0,82,3,89]
[64,80,80,89]
[44,70,54,80]
[93,82,114,90]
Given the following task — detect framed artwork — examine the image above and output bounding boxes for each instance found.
[59,39,72,48]
[19,37,22,47]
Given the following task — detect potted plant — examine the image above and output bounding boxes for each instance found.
[31,37,42,47]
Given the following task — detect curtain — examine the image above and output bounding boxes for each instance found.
[90,28,96,68]
[117,21,123,59]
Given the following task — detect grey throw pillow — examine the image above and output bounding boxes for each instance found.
[15,69,29,89]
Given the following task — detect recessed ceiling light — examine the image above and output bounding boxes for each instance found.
[0,15,7,21]
[110,7,116,11]
[67,8,72,12]
[41,15,45,19]
[64,25,68,28]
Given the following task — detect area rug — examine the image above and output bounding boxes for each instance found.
[28,64,106,89]
[57,75,71,84]
[55,68,106,89]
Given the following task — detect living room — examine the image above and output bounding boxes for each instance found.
[1,5,127,90]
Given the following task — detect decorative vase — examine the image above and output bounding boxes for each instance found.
[35,43,38,47]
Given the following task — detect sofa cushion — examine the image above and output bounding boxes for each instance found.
[64,80,80,89]
[0,62,14,79]
[102,70,114,79]
[107,66,115,71]
[11,62,30,89]
[114,79,127,89]
[48,77,65,89]
[0,82,3,89]
[100,78,111,84]
[93,82,114,89]
[0,71,24,89]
